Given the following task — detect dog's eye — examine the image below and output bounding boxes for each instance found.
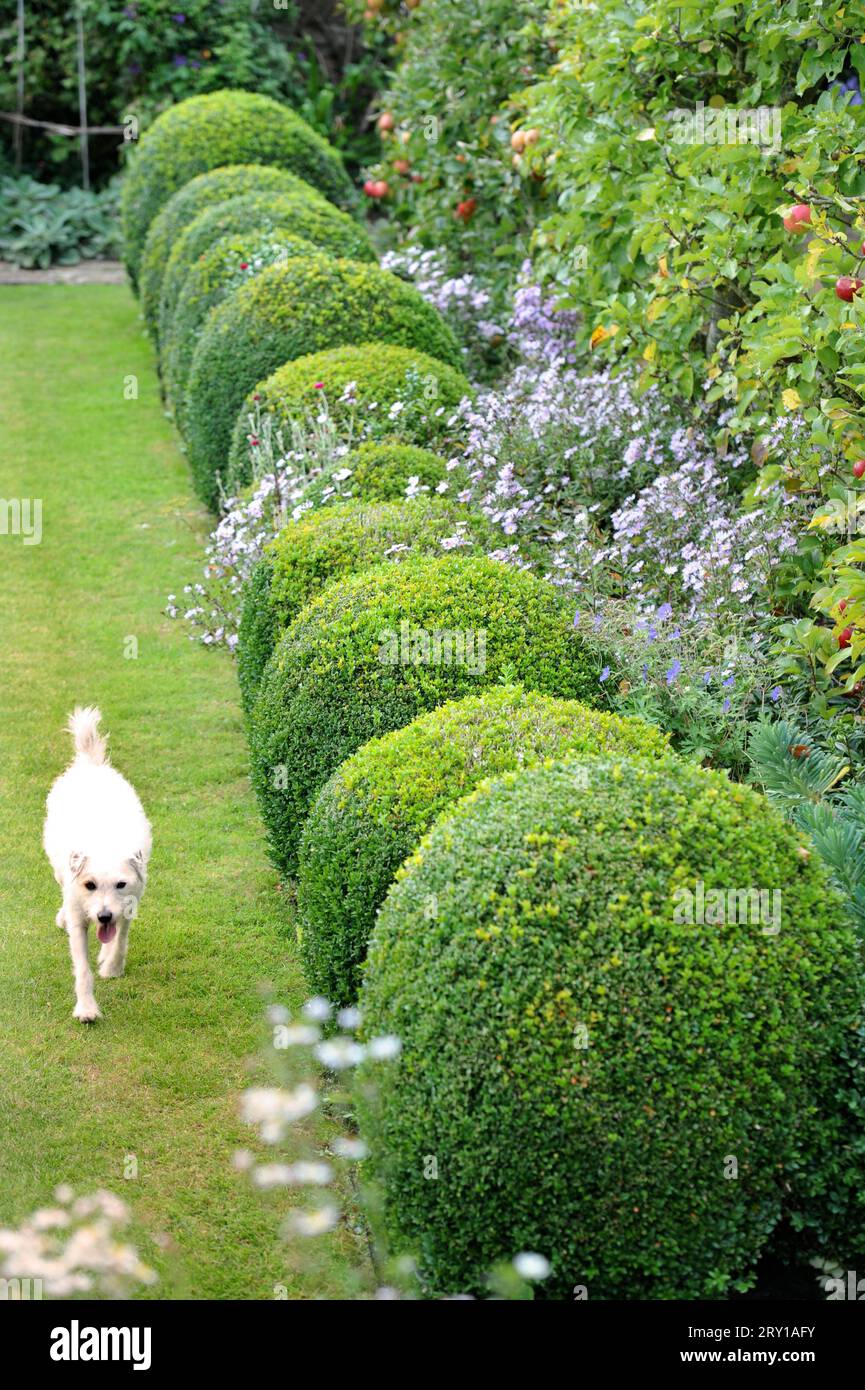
[116,881,126,890]
[84,881,97,891]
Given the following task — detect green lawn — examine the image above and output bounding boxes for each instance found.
[0,286,361,1299]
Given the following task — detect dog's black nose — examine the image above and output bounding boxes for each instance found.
[97,910,113,925]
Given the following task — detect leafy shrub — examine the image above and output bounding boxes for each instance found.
[237,495,497,711]
[0,1,308,190]
[156,189,375,348]
[0,175,120,268]
[161,229,318,413]
[248,554,604,875]
[359,756,860,1297]
[120,89,355,287]
[338,441,450,501]
[226,344,469,495]
[138,163,315,339]
[351,0,551,302]
[185,256,462,507]
[298,686,669,1005]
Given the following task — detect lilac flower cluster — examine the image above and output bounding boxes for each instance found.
[599,448,803,620]
[508,259,580,365]
[380,246,505,346]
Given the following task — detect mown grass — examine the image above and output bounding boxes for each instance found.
[0,286,364,1299]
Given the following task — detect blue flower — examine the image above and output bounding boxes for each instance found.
[641,662,649,682]
[655,602,673,622]
[647,625,658,642]
[722,697,732,714]
[592,613,603,631]
[599,665,611,683]
[671,627,681,640]
[573,610,580,628]
[770,685,782,703]
[722,675,735,689]
[665,659,681,685]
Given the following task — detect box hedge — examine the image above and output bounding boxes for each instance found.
[120,89,354,288]
[185,258,463,507]
[359,757,860,1298]
[157,192,376,352]
[161,229,318,417]
[226,344,470,495]
[237,496,497,712]
[247,553,603,876]
[298,686,670,1005]
[138,163,315,340]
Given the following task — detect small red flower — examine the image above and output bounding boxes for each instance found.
[249,436,260,446]
[253,393,261,402]
[239,262,249,270]
[314,382,324,389]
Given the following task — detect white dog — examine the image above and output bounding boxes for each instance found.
[43,708,152,1022]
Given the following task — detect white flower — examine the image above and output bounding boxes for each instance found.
[368,1034,402,1061]
[514,1251,551,1280]
[315,1038,366,1070]
[302,995,332,1022]
[284,1205,340,1237]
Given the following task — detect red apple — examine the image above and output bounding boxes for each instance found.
[363,179,377,197]
[839,624,854,649]
[782,203,811,233]
[854,459,865,478]
[835,276,864,302]
[377,111,395,133]
[372,180,389,198]
[393,159,411,176]
[455,197,477,222]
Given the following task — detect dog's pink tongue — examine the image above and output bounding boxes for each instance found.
[97,922,117,945]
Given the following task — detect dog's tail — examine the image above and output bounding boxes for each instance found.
[67,706,108,765]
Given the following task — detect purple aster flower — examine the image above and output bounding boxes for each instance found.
[599,665,611,683]
[655,602,673,622]
[769,685,782,703]
[665,659,681,685]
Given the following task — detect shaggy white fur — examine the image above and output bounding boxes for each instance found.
[43,708,152,1022]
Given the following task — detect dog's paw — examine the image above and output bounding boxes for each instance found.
[98,960,124,979]
[56,907,66,929]
[73,999,102,1023]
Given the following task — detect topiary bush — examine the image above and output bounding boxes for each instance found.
[237,496,497,712]
[226,344,470,495]
[120,89,355,288]
[298,686,670,1005]
[138,163,316,340]
[156,192,376,351]
[161,229,318,416]
[359,756,861,1298]
[186,258,463,507]
[248,553,604,876]
[339,442,451,502]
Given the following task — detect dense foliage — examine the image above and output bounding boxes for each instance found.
[360,756,861,1297]
[0,175,120,267]
[248,553,604,875]
[237,496,497,711]
[138,163,317,338]
[298,686,669,1005]
[120,89,354,285]
[226,342,469,492]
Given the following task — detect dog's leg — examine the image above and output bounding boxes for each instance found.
[55,905,66,929]
[98,919,129,979]
[66,908,101,1022]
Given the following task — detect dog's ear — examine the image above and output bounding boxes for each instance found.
[69,851,86,879]
[129,850,147,884]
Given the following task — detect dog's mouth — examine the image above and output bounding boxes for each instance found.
[97,921,117,944]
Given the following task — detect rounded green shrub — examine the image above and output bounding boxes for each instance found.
[248,553,604,876]
[162,229,318,416]
[186,258,463,508]
[120,90,354,288]
[237,496,497,712]
[157,192,376,351]
[138,164,316,340]
[360,756,860,1298]
[337,442,451,502]
[298,686,670,1005]
[226,344,470,495]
